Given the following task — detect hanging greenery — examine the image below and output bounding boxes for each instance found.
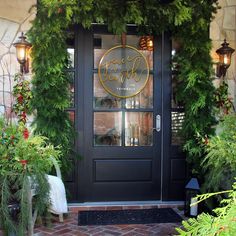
[28,0,219,175]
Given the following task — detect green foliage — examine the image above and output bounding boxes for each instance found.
[28,0,219,174]
[13,73,32,128]
[0,118,61,235]
[175,182,236,236]
[173,0,219,176]
[214,81,235,116]
[201,114,236,193]
[28,4,73,172]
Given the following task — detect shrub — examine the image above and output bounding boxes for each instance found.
[201,114,236,192]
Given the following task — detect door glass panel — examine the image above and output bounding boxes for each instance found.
[67,48,75,68]
[94,112,122,146]
[125,112,153,146]
[94,34,153,70]
[66,31,75,68]
[94,74,121,109]
[125,75,153,109]
[93,33,154,147]
[66,71,75,107]
[68,111,75,125]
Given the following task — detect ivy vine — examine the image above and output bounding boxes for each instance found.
[28,0,219,177]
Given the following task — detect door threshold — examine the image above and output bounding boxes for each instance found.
[68,201,184,213]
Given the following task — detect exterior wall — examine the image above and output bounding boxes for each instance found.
[0,0,36,119]
[210,0,236,107]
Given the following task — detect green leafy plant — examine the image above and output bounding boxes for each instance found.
[214,80,235,116]
[201,113,236,193]
[13,73,32,128]
[175,182,236,236]
[0,117,61,235]
[28,0,219,175]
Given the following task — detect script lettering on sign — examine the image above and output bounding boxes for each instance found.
[98,45,149,98]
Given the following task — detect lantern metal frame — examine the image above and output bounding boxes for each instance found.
[216,39,235,78]
[13,32,32,74]
[184,178,200,217]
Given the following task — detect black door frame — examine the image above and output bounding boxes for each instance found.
[73,25,172,202]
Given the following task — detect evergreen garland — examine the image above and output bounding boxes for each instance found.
[28,0,218,176]
[173,0,218,176]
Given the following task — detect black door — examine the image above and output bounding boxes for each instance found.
[76,26,171,202]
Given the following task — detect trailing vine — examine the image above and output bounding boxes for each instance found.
[214,80,235,115]
[28,0,219,176]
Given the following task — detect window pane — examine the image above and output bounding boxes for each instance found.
[125,112,153,146]
[94,34,153,70]
[68,111,75,125]
[125,75,153,109]
[93,74,121,109]
[171,111,185,145]
[66,72,75,107]
[67,48,75,68]
[94,112,122,146]
[66,31,75,68]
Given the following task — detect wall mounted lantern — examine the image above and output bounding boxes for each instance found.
[13,32,32,74]
[184,178,200,217]
[216,39,235,77]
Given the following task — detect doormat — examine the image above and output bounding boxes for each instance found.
[78,208,182,225]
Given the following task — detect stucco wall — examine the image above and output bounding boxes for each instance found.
[0,1,235,115]
[210,0,236,107]
[0,0,36,118]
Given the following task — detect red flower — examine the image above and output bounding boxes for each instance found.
[17,95,24,104]
[19,160,28,169]
[19,160,28,165]
[23,128,29,139]
[22,111,26,119]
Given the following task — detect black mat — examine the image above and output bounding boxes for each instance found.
[78,208,182,225]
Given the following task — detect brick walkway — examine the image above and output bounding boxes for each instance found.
[0,207,184,236]
[33,213,181,236]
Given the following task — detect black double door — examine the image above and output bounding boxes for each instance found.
[75,26,171,202]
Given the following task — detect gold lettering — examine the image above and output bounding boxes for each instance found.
[100,53,147,84]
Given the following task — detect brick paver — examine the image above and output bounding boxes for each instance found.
[0,210,183,236]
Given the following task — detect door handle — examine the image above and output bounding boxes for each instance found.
[153,115,161,132]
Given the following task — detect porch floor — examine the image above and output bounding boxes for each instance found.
[0,204,185,236]
[34,212,182,236]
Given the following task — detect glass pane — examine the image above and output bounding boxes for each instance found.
[94,74,121,109]
[66,31,75,68]
[125,112,153,146]
[94,34,153,70]
[171,39,183,108]
[68,111,75,125]
[94,112,122,146]
[125,75,153,109]
[66,72,74,107]
[67,48,75,68]
[171,111,185,145]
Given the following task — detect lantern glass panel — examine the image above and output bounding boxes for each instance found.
[16,45,27,64]
[219,53,231,68]
[185,189,199,216]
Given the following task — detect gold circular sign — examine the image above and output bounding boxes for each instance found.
[98,45,149,98]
